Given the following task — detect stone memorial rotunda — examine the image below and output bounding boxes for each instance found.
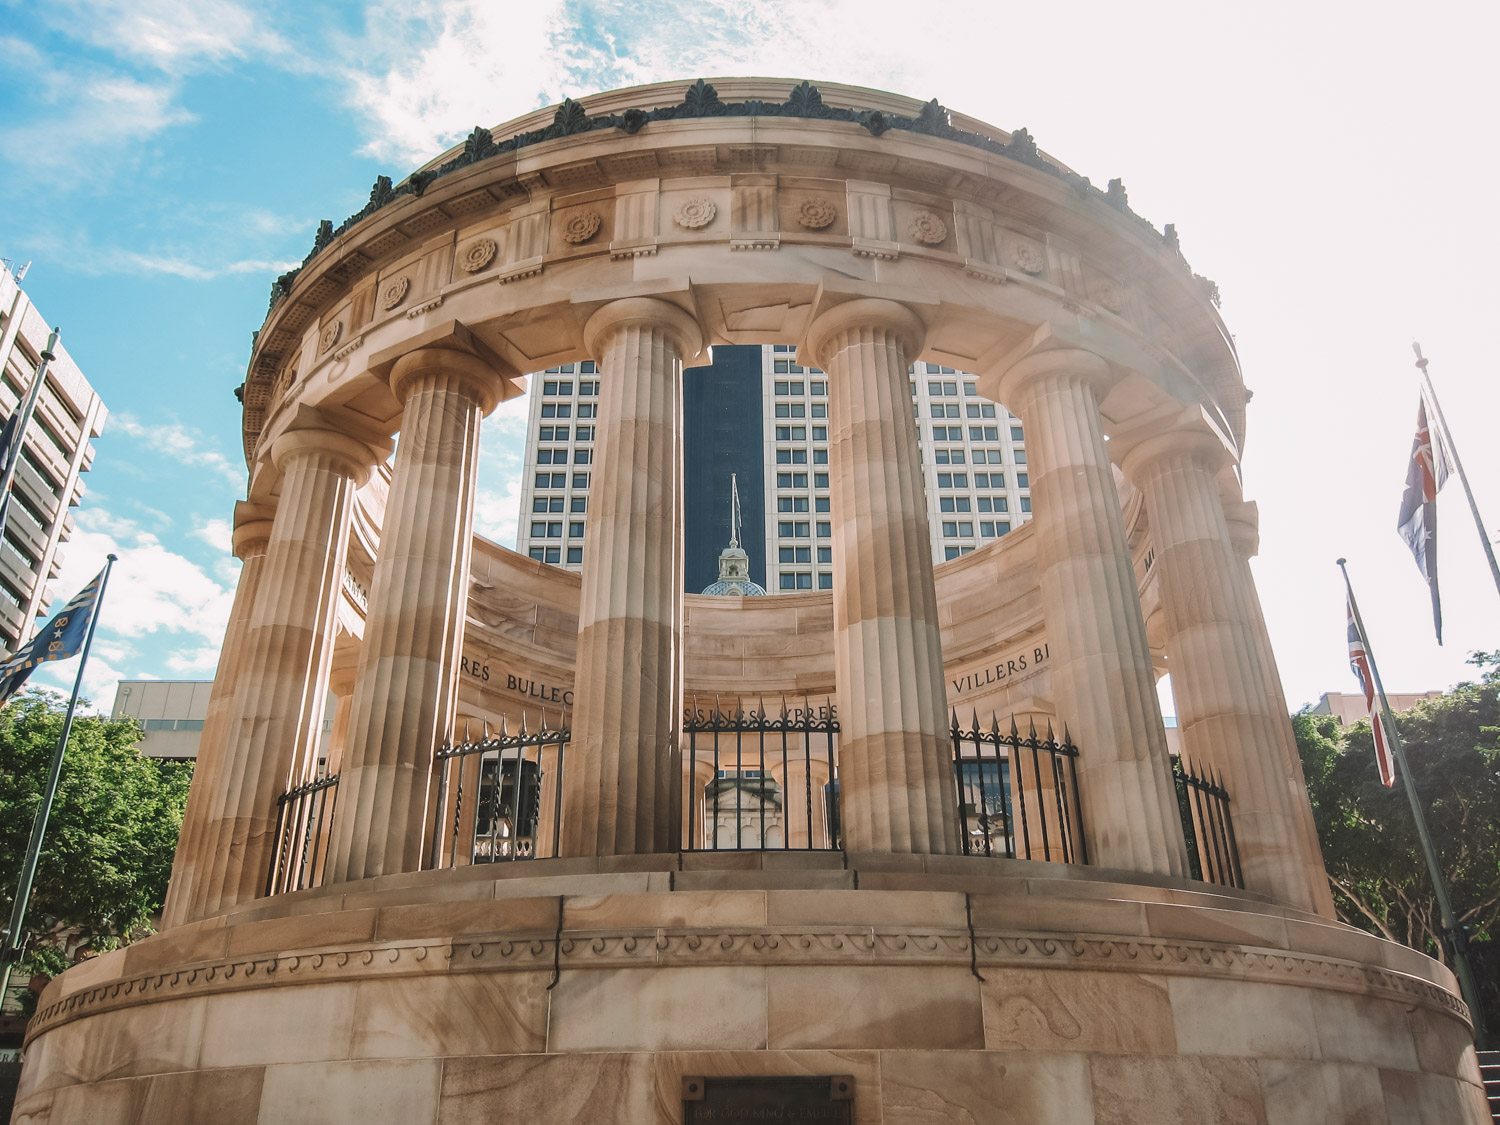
[12,79,1488,1123]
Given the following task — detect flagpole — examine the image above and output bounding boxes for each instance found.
[1413,342,1500,601]
[0,327,59,544]
[1337,557,1489,1048]
[0,553,116,1010]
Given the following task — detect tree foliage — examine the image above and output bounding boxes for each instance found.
[1294,653,1500,1027]
[0,691,191,966]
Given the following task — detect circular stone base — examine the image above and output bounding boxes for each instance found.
[12,854,1489,1124]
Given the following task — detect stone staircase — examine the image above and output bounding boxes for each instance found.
[1480,1050,1500,1123]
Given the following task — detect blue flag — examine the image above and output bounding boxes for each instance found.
[0,410,21,536]
[0,566,108,705]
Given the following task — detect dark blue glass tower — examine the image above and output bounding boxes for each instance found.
[683,345,765,592]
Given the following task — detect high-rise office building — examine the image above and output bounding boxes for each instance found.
[0,261,107,651]
[515,344,1030,588]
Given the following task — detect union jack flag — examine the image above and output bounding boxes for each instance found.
[1397,396,1452,643]
[1347,602,1395,788]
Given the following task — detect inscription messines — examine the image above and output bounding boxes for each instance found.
[683,1076,853,1123]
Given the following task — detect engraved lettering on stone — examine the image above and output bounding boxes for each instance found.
[797,197,837,230]
[318,321,342,354]
[460,236,498,273]
[907,210,948,245]
[380,276,410,310]
[675,198,717,229]
[563,209,602,244]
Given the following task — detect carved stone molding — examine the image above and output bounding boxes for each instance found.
[459,237,498,274]
[404,295,444,318]
[380,276,411,310]
[1011,240,1045,274]
[797,197,837,230]
[332,335,365,361]
[563,209,602,244]
[907,210,948,245]
[317,321,343,354]
[674,198,717,229]
[25,921,1470,1044]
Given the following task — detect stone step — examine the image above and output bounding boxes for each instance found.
[1480,1050,1500,1125]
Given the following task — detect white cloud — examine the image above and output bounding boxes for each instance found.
[111,414,245,487]
[80,248,300,281]
[474,475,523,548]
[39,0,288,74]
[193,517,233,553]
[0,69,194,170]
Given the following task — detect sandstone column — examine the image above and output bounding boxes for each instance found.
[327,349,503,881]
[1123,430,1332,910]
[192,426,375,916]
[997,350,1187,876]
[161,503,272,927]
[806,298,961,855]
[562,298,699,856]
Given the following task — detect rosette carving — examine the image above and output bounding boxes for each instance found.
[907,210,948,245]
[797,197,837,230]
[460,237,498,274]
[1094,281,1126,313]
[563,209,602,244]
[380,276,410,310]
[1011,240,1045,274]
[674,198,717,229]
[318,321,343,354]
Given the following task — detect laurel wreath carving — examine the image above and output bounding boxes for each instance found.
[380,276,410,310]
[907,210,948,245]
[674,198,717,229]
[797,197,837,230]
[562,209,602,244]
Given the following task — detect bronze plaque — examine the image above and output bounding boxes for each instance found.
[682,1076,853,1123]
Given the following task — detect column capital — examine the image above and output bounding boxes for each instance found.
[1224,499,1261,560]
[390,346,508,413]
[993,344,1112,406]
[582,297,704,363]
[231,501,274,561]
[270,424,383,488]
[1115,408,1237,482]
[803,297,925,372]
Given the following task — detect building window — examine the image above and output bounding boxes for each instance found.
[567,547,583,564]
[1017,473,1028,488]
[1019,498,1031,513]
[814,496,829,512]
[1011,425,1024,440]
[574,449,592,464]
[573,472,590,488]
[575,426,594,442]
[816,521,830,538]
[530,547,546,561]
[810,403,827,418]
[814,473,828,488]
[568,521,585,538]
[544,547,561,564]
[570,497,587,513]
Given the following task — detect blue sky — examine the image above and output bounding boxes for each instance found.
[1,0,1497,714]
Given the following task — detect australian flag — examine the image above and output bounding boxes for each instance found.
[1396,397,1451,643]
[1347,602,1395,788]
[0,565,108,706]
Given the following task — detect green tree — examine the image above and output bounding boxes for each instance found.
[1294,653,1500,1028]
[0,690,191,972]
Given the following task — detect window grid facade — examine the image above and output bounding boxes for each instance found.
[515,347,1031,584]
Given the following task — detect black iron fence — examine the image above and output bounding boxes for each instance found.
[682,701,840,851]
[1173,757,1243,888]
[950,712,1088,864]
[266,772,339,895]
[431,718,569,866]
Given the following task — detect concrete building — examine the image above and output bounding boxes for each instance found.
[110,678,334,762]
[1311,689,1443,725]
[0,262,107,653]
[15,80,1487,1124]
[516,343,1030,590]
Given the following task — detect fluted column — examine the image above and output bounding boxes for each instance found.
[192,428,375,916]
[1123,431,1332,911]
[161,504,272,927]
[998,351,1187,876]
[327,349,504,881]
[806,298,960,855]
[562,298,700,855]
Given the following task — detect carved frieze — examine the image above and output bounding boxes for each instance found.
[1010,239,1045,275]
[460,237,498,274]
[563,209,602,244]
[797,197,837,230]
[380,276,410,310]
[318,321,343,354]
[674,198,718,229]
[907,210,948,245]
